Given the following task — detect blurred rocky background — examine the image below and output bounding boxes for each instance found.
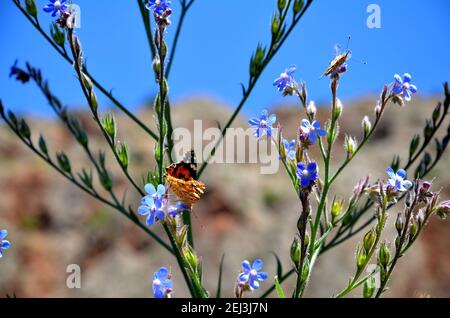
[0,95,449,298]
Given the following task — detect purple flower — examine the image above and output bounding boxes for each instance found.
[43,0,68,17]
[296,162,318,187]
[0,229,11,259]
[282,139,296,161]
[393,73,417,101]
[238,259,268,290]
[152,267,173,298]
[146,0,171,15]
[138,184,166,226]
[248,109,276,138]
[273,66,297,95]
[386,167,412,192]
[300,120,326,143]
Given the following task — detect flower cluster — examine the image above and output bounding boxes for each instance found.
[248,109,277,138]
[138,184,187,226]
[152,267,173,298]
[146,0,172,25]
[0,229,11,258]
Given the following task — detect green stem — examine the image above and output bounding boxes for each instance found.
[136,0,157,60]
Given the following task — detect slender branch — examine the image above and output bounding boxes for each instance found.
[166,0,195,78]
[136,0,157,60]
[12,0,159,140]
[0,109,173,253]
[198,0,314,177]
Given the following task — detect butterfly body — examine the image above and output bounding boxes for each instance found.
[165,150,206,205]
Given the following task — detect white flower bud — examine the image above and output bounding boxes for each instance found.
[307,101,317,118]
[362,116,371,137]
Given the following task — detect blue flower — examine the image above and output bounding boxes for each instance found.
[238,259,268,290]
[0,229,11,259]
[43,0,68,17]
[296,162,318,187]
[138,184,166,226]
[282,139,296,161]
[386,167,412,192]
[152,267,173,298]
[273,65,297,94]
[248,110,276,138]
[393,73,417,102]
[168,202,190,217]
[300,119,327,143]
[146,0,171,15]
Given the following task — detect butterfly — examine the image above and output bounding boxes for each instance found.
[165,150,206,205]
[322,41,351,78]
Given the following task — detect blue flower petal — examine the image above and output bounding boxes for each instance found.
[267,114,276,126]
[402,180,413,189]
[307,162,317,172]
[394,74,402,84]
[260,110,268,121]
[396,169,407,179]
[242,260,251,273]
[297,162,306,171]
[155,209,165,221]
[404,89,412,101]
[145,183,156,195]
[146,213,156,226]
[156,267,169,279]
[0,230,8,240]
[153,286,164,298]
[257,272,268,281]
[252,259,264,271]
[239,273,250,282]
[1,241,10,250]
[249,278,260,290]
[403,73,412,83]
[386,167,396,179]
[249,118,260,127]
[138,205,150,215]
[156,184,165,196]
[409,84,417,94]
[312,121,321,129]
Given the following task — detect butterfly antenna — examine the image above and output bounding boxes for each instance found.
[345,35,351,51]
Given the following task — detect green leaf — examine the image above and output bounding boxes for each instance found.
[274,276,286,298]
[271,252,283,280]
[215,254,225,298]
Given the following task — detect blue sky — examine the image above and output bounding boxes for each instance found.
[0,0,449,118]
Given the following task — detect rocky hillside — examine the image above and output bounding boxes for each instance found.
[0,95,449,297]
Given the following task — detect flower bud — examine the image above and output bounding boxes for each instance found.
[333,98,343,120]
[395,213,404,236]
[307,101,317,118]
[344,135,357,158]
[19,119,31,140]
[99,169,113,191]
[435,200,450,219]
[57,152,72,174]
[356,246,367,270]
[331,198,343,219]
[293,0,304,14]
[363,229,376,252]
[416,209,425,228]
[153,57,161,76]
[38,135,48,156]
[409,134,420,159]
[378,243,390,268]
[101,113,116,142]
[363,276,376,298]
[271,14,280,36]
[50,23,65,47]
[362,116,371,138]
[300,82,307,106]
[290,237,301,265]
[278,0,287,11]
[409,220,418,239]
[117,142,129,170]
[25,0,38,19]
